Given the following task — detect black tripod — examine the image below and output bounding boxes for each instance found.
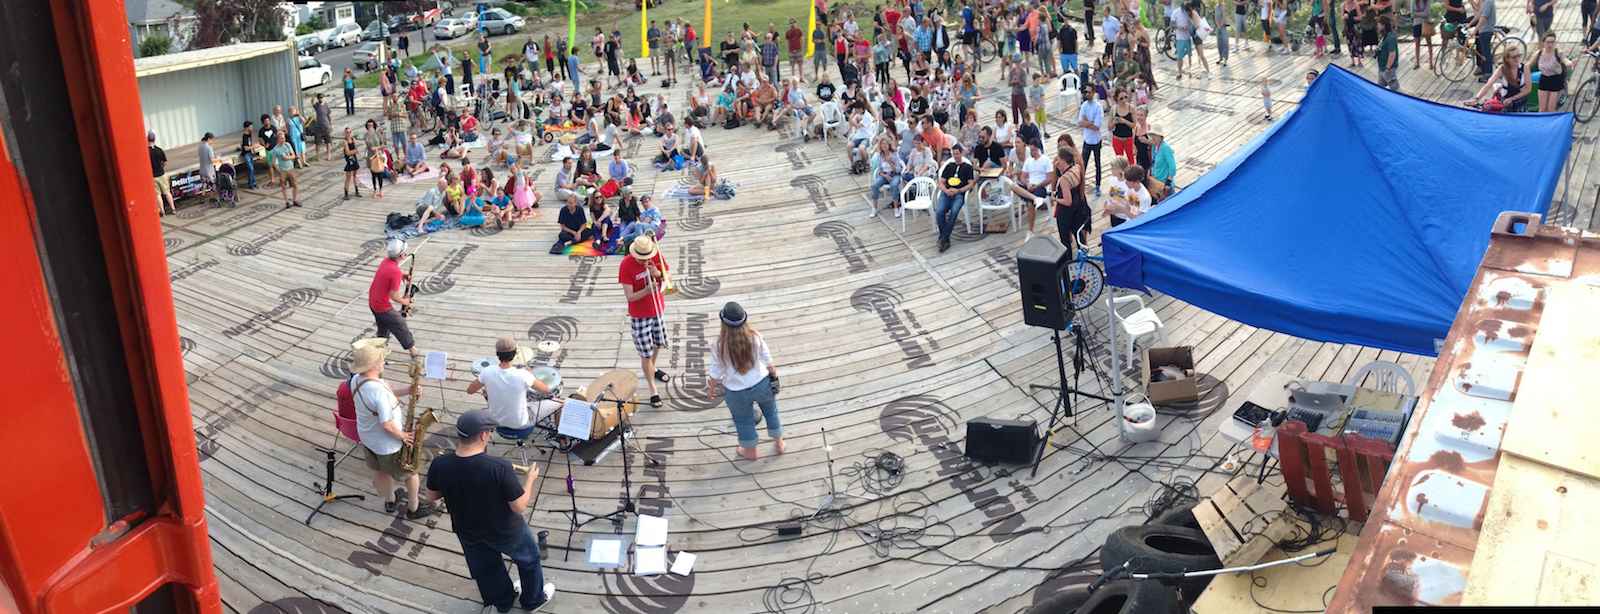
[305,447,365,526]
[559,393,655,561]
[1028,322,1114,478]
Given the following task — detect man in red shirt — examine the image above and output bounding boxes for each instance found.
[369,238,418,356]
[786,18,806,82]
[618,236,672,407]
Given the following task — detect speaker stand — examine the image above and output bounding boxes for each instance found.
[1028,325,1111,478]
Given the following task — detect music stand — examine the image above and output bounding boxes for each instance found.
[305,447,365,525]
[558,393,642,560]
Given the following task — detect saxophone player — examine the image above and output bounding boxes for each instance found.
[349,345,437,519]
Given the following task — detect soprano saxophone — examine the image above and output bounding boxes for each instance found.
[399,354,437,472]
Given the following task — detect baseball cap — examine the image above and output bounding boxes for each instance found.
[456,409,499,438]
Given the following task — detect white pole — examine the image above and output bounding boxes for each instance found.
[1105,288,1124,415]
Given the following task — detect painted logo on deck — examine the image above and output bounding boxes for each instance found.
[850,284,940,369]
[222,288,320,337]
[878,395,1026,542]
[813,221,875,273]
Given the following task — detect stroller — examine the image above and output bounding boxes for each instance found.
[212,163,239,208]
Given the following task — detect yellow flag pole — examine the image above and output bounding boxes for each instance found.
[640,0,649,58]
[805,0,817,57]
[703,0,713,49]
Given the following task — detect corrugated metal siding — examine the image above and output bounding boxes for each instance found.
[139,47,300,148]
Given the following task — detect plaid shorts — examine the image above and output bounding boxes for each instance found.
[630,316,669,358]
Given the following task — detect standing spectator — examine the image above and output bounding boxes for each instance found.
[258,115,281,188]
[398,31,410,59]
[1148,126,1176,187]
[1530,32,1572,112]
[149,131,174,215]
[238,120,257,189]
[343,68,357,116]
[935,144,976,253]
[1470,0,1495,79]
[342,128,362,199]
[1076,87,1105,194]
[1215,0,1231,66]
[1531,0,1556,38]
[708,302,784,461]
[1058,16,1080,73]
[313,94,334,162]
[648,20,663,75]
[271,135,300,209]
[424,410,556,613]
[1376,17,1401,91]
[387,100,407,155]
[197,131,216,189]
[1102,11,1121,58]
[618,236,673,407]
[812,21,831,82]
[1051,135,1091,249]
[1413,0,1436,71]
[605,33,623,87]
[761,32,782,85]
[287,107,307,169]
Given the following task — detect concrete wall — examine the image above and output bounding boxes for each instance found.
[139,46,300,149]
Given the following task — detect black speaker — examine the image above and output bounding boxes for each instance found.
[965,417,1039,465]
[1017,236,1071,330]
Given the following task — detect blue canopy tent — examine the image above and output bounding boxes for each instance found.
[1102,66,1572,356]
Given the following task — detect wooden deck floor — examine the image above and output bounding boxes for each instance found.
[170,4,1598,613]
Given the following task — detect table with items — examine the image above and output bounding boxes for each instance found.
[1218,372,1416,483]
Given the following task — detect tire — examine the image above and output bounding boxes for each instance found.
[320,73,331,87]
[979,39,998,62]
[1149,501,1203,532]
[1440,43,1474,82]
[1071,580,1178,614]
[1576,77,1600,123]
[504,25,514,36]
[1160,29,1177,61]
[1494,35,1526,64]
[1026,586,1092,614]
[1101,525,1221,601]
[1066,260,1104,312]
[542,131,554,143]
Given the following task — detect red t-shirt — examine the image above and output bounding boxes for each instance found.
[886,9,902,29]
[369,258,402,313]
[618,254,669,319]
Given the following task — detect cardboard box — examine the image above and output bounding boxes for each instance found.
[1143,346,1200,404]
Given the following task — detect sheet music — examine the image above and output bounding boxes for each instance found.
[557,399,594,440]
[634,546,668,576]
[587,537,624,567]
[635,514,668,547]
[424,351,448,380]
[670,552,697,576]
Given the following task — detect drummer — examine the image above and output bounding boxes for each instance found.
[467,337,559,434]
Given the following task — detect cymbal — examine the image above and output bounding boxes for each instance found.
[577,369,638,405]
[536,340,561,354]
[512,345,536,366]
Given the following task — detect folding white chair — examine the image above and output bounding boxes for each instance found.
[900,176,937,234]
[818,101,846,144]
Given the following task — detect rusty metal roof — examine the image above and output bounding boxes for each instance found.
[1327,213,1600,612]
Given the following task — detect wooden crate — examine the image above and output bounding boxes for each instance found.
[1192,475,1296,566]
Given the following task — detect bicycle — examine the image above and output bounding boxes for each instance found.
[1436,22,1524,83]
[1065,225,1106,312]
[1574,50,1600,123]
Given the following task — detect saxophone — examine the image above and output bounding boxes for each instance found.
[399,354,437,472]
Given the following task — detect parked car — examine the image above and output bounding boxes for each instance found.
[455,10,479,31]
[297,55,333,90]
[362,20,389,41]
[352,42,387,71]
[478,8,525,35]
[295,33,324,56]
[433,18,468,39]
[325,23,362,48]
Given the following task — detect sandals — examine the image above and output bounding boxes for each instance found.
[405,500,438,520]
[650,394,663,408]
[384,488,406,513]
[654,370,671,383]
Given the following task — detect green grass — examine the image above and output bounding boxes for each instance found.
[356,0,889,89]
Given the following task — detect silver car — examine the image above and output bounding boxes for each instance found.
[478,8,525,36]
[351,42,387,71]
[433,18,468,39]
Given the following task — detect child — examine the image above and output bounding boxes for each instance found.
[1027,74,1047,136]
[484,184,514,228]
[1313,20,1327,59]
[510,166,539,224]
[1261,80,1274,121]
[1134,78,1151,106]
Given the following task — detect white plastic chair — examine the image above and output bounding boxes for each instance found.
[900,176,937,234]
[1113,294,1167,373]
[818,101,846,144]
[1056,73,1081,114]
[1346,360,1417,397]
[974,177,1020,233]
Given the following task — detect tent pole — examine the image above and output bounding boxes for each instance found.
[1105,288,1124,416]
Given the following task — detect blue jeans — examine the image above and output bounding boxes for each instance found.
[936,191,965,241]
[240,153,256,187]
[1060,53,1079,72]
[870,173,902,205]
[725,377,780,448]
[460,529,546,610]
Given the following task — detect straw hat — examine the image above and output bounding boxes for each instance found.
[629,235,658,260]
[350,345,385,373]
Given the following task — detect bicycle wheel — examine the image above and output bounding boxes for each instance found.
[1575,77,1600,123]
[1066,259,1105,312]
[1493,35,1526,65]
[979,38,998,62]
[1160,28,1177,61]
[1439,43,1475,82]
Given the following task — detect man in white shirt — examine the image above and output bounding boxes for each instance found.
[349,345,435,519]
[467,337,557,431]
[1007,141,1055,240]
[1101,13,1121,58]
[1075,88,1105,195]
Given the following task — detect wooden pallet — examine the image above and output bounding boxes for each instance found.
[1192,475,1295,566]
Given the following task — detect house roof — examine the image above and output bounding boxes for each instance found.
[127,0,193,25]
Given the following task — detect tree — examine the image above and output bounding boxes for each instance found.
[191,0,286,49]
[138,34,173,58]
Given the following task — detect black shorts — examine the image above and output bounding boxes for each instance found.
[373,308,415,350]
[1055,202,1091,247]
[1540,72,1566,92]
[1412,23,1422,37]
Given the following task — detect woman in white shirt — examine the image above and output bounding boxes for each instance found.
[708,302,783,460]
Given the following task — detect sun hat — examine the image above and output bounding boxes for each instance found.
[350,345,385,372]
[720,302,748,327]
[629,235,659,260]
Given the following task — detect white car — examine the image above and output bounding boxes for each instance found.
[479,8,525,35]
[455,10,479,30]
[325,23,361,48]
[297,56,332,90]
[433,18,468,39]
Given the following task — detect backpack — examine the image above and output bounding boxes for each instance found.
[851,158,869,174]
[386,212,416,230]
[334,376,372,442]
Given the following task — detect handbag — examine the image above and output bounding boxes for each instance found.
[1422,20,1435,37]
[1196,18,1213,39]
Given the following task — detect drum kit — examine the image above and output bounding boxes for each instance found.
[471,342,643,446]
